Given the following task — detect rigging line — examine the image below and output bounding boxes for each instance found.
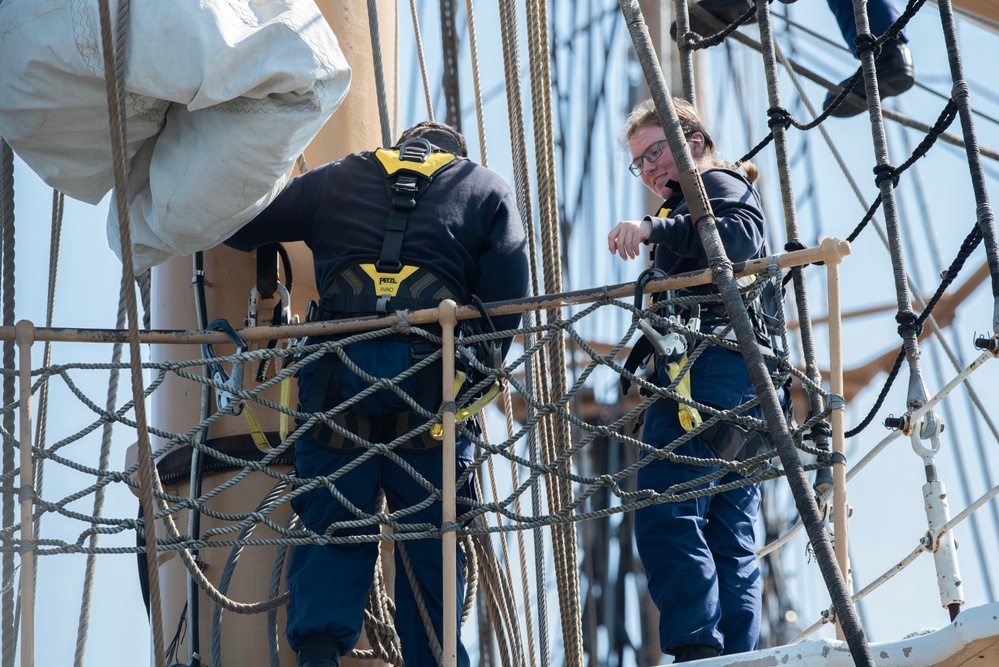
[408,0,436,122]
[561,0,622,236]
[440,0,462,131]
[714,16,999,162]
[503,386,538,667]
[894,100,999,452]
[464,0,488,166]
[478,417,528,666]
[847,0,981,429]
[498,3,547,665]
[366,0,393,148]
[675,0,697,103]
[33,190,61,625]
[940,1,999,32]
[762,339,997,560]
[526,0,583,661]
[752,0,834,496]
[95,1,167,665]
[0,137,16,667]
[894,150,998,599]
[78,240,130,667]
[845,225,983,437]
[937,0,999,330]
[771,8,999,131]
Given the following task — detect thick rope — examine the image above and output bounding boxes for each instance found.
[850,0,934,422]
[498,2,548,664]
[751,0,833,492]
[439,0,462,131]
[0,136,16,667]
[95,1,167,664]
[524,1,584,663]
[674,0,697,104]
[366,0,394,148]
[935,0,999,331]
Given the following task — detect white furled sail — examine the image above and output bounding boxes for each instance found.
[0,0,351,270]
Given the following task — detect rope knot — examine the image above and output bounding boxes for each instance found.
[873,163,899,188]
[805,420,832,443]
[853,33,880,58]
[895,309,922,338]
[784,241,806,253]
[767,106,792,130]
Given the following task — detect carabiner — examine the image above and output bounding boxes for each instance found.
[202,318,248,416]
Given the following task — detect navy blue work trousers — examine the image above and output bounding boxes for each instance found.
[635,345,766,657]
[826,0,907,53]
[286,437,474,667]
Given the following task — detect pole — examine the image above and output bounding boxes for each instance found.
[824,239,850,640]
[439,300,459,667]
[15,321,34,667]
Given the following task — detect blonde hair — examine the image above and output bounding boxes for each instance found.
[623,98,758,184]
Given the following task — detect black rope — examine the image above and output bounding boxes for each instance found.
[676,2,758,51]
[845,100,959,245]
[735,0,930,148]
[846,223,983,437]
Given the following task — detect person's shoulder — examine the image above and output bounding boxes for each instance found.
[451,159,514,193]
[701,166,753,191]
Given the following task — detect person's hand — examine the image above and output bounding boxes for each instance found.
[607,219,651,260]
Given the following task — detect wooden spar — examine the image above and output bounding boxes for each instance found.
[0,240,848,346]
[950,0,999,27]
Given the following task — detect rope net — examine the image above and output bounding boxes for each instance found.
[0,256,831,665]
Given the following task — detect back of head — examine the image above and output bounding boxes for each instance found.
[396,121,468,157]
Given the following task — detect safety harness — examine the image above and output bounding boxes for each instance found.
[621,192,792,468]
[302,137,500,451]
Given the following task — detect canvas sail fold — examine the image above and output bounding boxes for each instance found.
[0,0,351,270]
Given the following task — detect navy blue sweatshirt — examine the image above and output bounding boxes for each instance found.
[646,167,768,275]
[225,150,531,339]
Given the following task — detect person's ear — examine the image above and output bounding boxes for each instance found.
[688,131,706,159]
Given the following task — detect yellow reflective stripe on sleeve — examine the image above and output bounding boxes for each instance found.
[656,206,673,217]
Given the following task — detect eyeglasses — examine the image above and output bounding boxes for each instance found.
[628,139,670,176]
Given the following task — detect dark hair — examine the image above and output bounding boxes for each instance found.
[622,98,758,184]
[397,121,468,157]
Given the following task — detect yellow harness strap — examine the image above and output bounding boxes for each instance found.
[666,355,702,432]
[430,371,503,440]
[243,405,272,453]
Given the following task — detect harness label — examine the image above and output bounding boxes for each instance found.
[360,264,420,296]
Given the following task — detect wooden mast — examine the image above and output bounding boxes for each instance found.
[139,3,399,665]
